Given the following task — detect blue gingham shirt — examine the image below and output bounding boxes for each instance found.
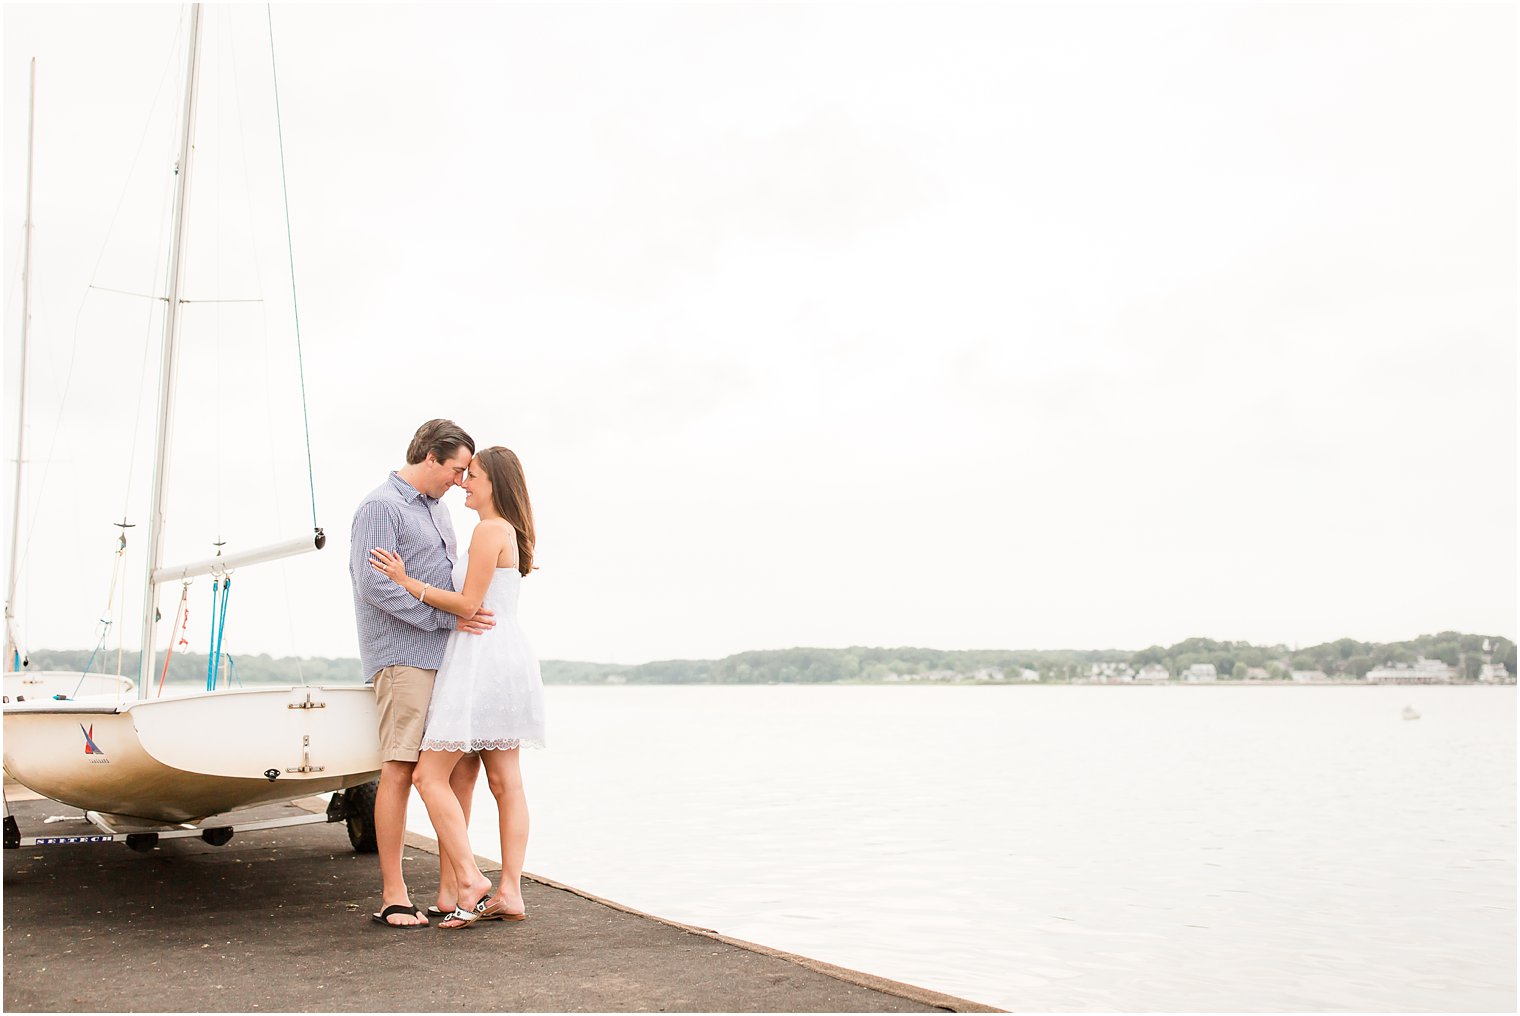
[350,472,459,682]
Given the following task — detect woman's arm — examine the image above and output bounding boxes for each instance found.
[350,500,455,631]
[369,523,510,620]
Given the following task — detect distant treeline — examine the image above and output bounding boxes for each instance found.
[547,632,1517,684]
[20,631,1514,686]
[18,650,364,689]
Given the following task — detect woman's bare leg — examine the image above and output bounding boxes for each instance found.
[483,747,529,913]
[412,749,492,924]
[435,752,481,912]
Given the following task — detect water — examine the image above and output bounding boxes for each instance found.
[406,684,1516,1012]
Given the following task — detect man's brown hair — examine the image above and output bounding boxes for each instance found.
[405,419,474,466]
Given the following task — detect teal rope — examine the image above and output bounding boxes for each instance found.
[266,5,318,530]
[205,578,221,690]
[209,576,233,690]
[69,618,113,700]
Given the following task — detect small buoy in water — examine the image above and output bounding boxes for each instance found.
[1402,706,1421,721]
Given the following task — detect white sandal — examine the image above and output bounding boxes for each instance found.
[438,894,492,930]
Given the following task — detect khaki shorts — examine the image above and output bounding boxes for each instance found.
[373,665,436,763]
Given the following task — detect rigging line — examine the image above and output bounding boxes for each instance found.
[266,4,319,531]
[14,13,188,588]
[118,122,181,524]
[71,531,127,699]
[227,11,262,310]
[5,612,22,670]
[116,544,130,675]
[107,522,135,678]
[230,13,290,542]
[208,575,232,690]
[85,284,163,300]
[86,286,263,303]
[157,582,190,696]
[110,7,195,614]
[85,10,190,290]
[231,7,291,547]
[205,577,220,690]
[73,621,112,696]
[13,266,88,581]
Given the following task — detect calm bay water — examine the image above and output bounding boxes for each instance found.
[406,685,1516,1012]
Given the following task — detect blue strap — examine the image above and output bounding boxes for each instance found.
[209,576,233,690]
[206,579,221,691]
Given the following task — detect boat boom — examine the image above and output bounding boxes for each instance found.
[153,528,325,584]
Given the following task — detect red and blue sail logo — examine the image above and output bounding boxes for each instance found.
[81,724,104,756]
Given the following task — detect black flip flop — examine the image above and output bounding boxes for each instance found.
[371,904,428,929]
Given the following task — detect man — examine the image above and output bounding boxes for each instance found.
[350,419,494,928]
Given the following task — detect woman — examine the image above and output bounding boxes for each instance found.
[369,445,545,929]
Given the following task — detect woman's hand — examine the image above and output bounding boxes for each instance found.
[369,548,410,585]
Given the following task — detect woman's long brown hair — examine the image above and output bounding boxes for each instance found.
[475,446,535,576]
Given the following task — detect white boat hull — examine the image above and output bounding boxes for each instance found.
[4,670,135,703]
[2,685,381,823]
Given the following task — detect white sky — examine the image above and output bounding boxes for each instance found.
[3,3,1515,667]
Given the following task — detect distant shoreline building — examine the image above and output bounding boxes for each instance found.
[1182,663,1217,683]
[1478,663,1513,684]
[1134,663,1169,681]
[1088,662,1136,682]
[1365,658,1454,684]
[880,667,1014,683]
[1290,669,1329,683]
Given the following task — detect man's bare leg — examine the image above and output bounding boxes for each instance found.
[374,759,425,926]
[436,752,481,912]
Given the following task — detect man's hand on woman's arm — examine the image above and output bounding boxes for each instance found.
[456,609,495,634]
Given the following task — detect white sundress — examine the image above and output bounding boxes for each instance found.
[420,551,547,751]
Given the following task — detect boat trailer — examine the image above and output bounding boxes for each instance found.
[3,781,379,853]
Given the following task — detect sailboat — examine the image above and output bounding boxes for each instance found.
[4,6,381,850]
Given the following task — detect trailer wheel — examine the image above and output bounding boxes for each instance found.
[345,780,380,853]
[126,833,159,853]
[201,827,234,846]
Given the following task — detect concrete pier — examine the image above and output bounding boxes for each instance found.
[2,794,999,1013]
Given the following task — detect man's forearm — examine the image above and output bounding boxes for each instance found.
[358,571,454,630]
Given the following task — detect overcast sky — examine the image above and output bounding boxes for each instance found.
[3,3,1515,668]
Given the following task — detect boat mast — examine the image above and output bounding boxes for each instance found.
[6,58,38,673]
[138,4,204,695]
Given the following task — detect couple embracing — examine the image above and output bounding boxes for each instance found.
[348,419,546,930]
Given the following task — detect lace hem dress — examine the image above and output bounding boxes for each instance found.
[419,551,547,752]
